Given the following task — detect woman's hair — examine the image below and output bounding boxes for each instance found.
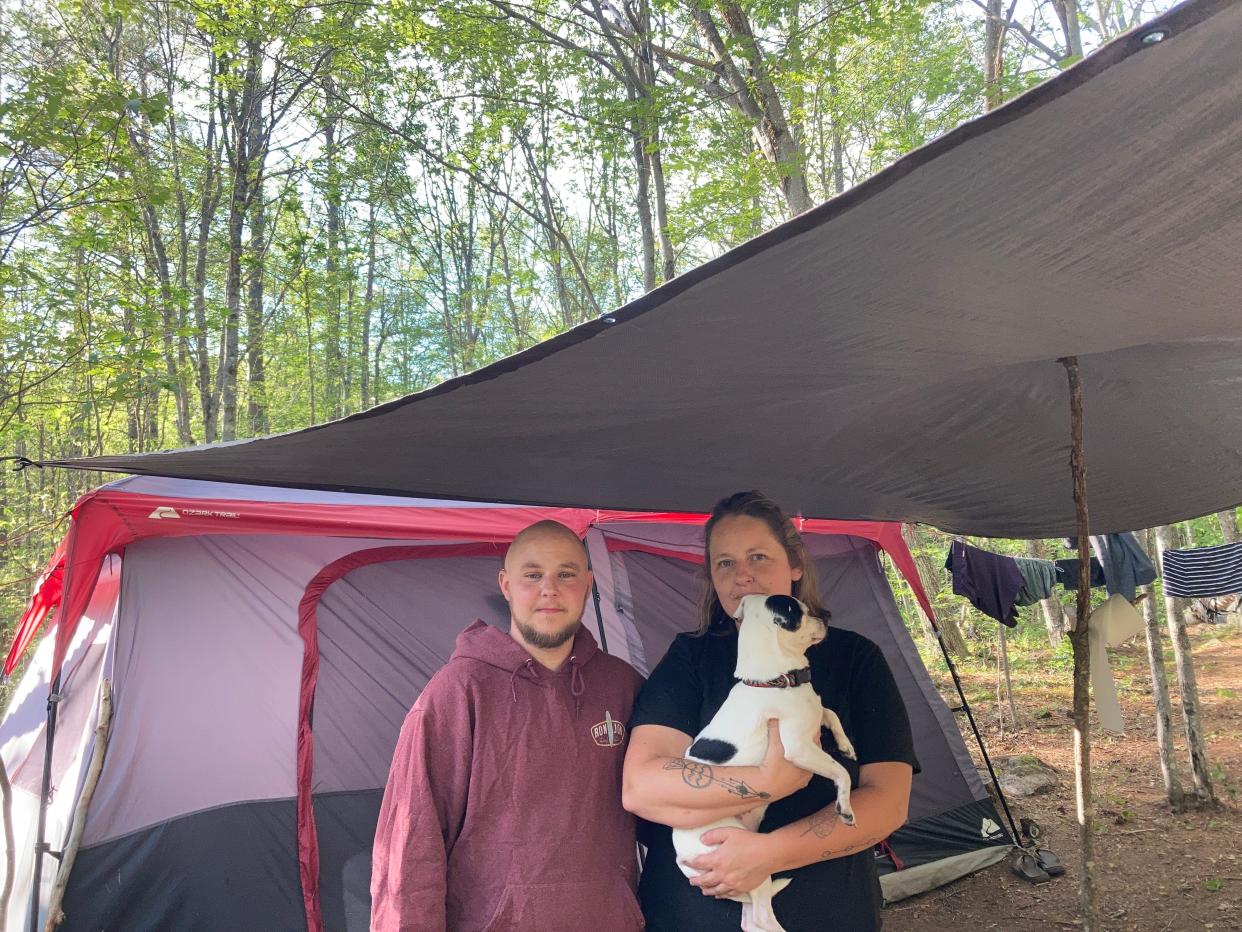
[694,490,828,635]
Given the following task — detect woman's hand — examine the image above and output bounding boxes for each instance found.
[683,827,779,898]
[757,719,813,800]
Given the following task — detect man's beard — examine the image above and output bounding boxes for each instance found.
[515,617,581,650]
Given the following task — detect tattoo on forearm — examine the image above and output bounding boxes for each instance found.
[662,758,772,800]
[802,808,872,860]
[819,839,872,861]
[800,809,839,840]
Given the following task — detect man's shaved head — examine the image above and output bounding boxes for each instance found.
[504,520,588,569]
[500,520,593,658]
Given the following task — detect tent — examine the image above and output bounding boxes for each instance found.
[30,0,1242,539]
[1,476,1012,931]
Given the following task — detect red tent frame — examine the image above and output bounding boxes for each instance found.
[6,487,935,683]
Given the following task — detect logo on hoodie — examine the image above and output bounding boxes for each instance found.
[591,711,626,748]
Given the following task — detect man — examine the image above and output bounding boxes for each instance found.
[371,520,645,931]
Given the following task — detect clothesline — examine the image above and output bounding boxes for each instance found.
[943,534,1155,629]
[944,534,1242,628]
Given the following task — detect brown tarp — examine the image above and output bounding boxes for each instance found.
[40,0,1242,537]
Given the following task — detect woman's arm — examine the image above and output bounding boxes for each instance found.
[622,722,812,828]
[682,761,913,898]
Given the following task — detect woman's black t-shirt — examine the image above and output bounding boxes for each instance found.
[629,625,920,931]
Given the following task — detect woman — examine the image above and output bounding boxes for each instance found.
[622,491,918,931]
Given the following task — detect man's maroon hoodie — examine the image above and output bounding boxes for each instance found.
[371,620,644,931]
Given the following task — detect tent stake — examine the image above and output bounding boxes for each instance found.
[1060,355,1098,932]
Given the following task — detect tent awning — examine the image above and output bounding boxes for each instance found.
[38,0,1242,537]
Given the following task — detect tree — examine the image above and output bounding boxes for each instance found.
[1152,523,1217,808]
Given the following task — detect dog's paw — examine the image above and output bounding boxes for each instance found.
[838,740,857,761]
[836,800,857,826]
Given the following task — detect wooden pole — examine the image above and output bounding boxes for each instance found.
[1060,356,1098,932]
[0,757,12,932]
[44,679,111,932]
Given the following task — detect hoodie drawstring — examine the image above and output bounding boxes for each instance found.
[569,654,585,717]
[510,658,536,703]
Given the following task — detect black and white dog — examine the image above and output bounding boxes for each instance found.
[673,594,856,932]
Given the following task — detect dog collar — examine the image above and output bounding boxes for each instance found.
[740,667,813,688]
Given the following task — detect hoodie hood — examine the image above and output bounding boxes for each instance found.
[451,619,602,712]
[451,618,601,672]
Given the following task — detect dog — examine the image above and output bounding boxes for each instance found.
[672,593,856,932]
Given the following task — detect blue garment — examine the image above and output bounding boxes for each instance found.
[945,540,1024,628]
[1093,533,1157,600]
[1054,556,1106,590]
[1066,534,1157,600]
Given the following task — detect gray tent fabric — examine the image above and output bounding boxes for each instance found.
[34,0,1242,538]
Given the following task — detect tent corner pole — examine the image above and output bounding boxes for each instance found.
[930,630,1023,845]
[585,533,609,653]
[29,673,61,932]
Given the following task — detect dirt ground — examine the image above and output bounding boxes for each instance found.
[888,624,1242,932]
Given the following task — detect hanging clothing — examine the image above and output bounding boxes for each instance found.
[1161,540,1242,598]
[1054,557,1106,590]
[1013,557,1058,606]
[1067,533,1157,600]
[1088,594,1146,734]
[945,540,1024,628]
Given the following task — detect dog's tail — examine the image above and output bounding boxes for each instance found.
[772,878,792,897]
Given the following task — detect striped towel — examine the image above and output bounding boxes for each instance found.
[1161,541,1242,598]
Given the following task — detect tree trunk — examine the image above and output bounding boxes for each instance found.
[684,1,813,216]
[362,200,376,409]
[245,147,268,436]
[140,197,195,446]
[1153,523,1217,807]
[1217,508,1240,543]
[217,39,261,442]
[1138,581,1185,811]
[649,137,675,283]
[983,0,1006,111]
[194,55,223,443]
[323,73,344,420]
[1024,540,1066,645]
[828,45,845,196]
[1052,0,1085,60]
[900,525,967,657]
[997,625,1017,730]
[303,275,317,424]
[631,107,657,293]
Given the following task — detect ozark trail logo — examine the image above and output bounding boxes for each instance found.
[591,711,625,748]
[980,818,1003,839]
[148,506,240,520]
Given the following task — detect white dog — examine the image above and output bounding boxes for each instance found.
[673,593,856,932]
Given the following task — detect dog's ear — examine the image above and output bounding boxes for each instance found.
[732,595,750,621]
[765,594,803,631]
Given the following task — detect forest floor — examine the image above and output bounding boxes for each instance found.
[889,623,1242,932]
